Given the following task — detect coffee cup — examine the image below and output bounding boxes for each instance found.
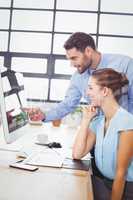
[52,119,61,127]
[37,133,48,144]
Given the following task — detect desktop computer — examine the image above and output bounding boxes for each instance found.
[0,68,29,144]
[0,67,50,160]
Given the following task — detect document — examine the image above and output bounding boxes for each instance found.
[23,149,64,168]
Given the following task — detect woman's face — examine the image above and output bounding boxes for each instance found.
[87,77,104,107]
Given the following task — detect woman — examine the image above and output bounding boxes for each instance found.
[72,68,133,200]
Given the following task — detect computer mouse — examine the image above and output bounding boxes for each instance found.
[48,142,62,148]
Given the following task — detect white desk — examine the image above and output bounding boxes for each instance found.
[0,123,93,200]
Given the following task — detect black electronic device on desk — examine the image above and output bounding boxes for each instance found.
[62,158,91,171]
[9,160,39,171]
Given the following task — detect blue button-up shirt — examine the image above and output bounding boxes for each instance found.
[45,53,133,122]
[91,107,133,181]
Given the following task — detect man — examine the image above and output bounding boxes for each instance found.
[27,32,133,178]
[28,32,133,122]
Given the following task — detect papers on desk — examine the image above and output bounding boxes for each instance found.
[0,140,92,169]
[23,147,91,169]
[23,149,64,168]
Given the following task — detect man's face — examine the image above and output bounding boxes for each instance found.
[66,47,93,74]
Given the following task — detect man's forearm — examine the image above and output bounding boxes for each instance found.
[44,103,76,122]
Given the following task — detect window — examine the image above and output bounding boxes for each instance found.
[12,57,47,73]
[0,32,8,51]
[0,10,10,29]
[53,34,71,55]
[50,79,70,101]
[55,59,75,75]
[57,0,98,11]
[101,0,133,13]
[98,37,133,57]
[24,77,49,100]
[0,0,11,7]
[13,0,54,9]
[0,0,133,103]
[12,10,53,31]
[10,32,52,53]
[55,12,97,33]
[100,14,133,36]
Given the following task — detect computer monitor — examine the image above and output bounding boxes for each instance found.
[0,68,28,143]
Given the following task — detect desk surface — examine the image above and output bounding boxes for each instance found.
[0,123,93,200]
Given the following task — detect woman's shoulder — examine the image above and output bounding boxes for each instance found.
[118,107,133,120]
[115,107,133,131]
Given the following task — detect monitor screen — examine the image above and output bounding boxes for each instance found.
[0,67,28,143]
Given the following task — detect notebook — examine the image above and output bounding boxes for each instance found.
[23,149,64,168]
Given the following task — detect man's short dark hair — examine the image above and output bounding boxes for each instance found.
[64,32,96,52]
